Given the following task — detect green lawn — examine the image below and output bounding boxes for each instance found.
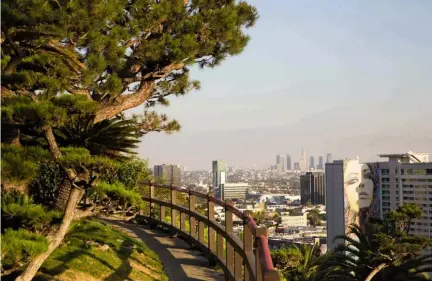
[34,218,168,281]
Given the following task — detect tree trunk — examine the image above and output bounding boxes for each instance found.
[15,187,84,281]
[365,263,388,281]
[53,179,72,211]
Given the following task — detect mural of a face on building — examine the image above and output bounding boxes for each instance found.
[359,165,374,209]
[343,159,377,233]
[345,163,375,212]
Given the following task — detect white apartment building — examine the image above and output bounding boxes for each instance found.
[377,152,432,239]
[326,151,432,250]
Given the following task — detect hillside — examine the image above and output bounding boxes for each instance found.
[12,219,168,281]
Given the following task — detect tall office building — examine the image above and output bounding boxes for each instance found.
[300,172,326,205]
[276,154,285,170]
[326,152,332,164]
[294,162,301,171]
[212,160,227,188]
[154,164,181,187]
[309,156,315,170]
[318,156,324,170]
[286,155,292,170]
[299,148,307,171]
[326,152,432,250]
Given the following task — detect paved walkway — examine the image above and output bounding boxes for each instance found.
[101,218,225,281]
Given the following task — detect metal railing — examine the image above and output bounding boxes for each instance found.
[137,181,281,281]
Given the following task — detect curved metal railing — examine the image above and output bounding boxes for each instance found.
[137,181,281,281]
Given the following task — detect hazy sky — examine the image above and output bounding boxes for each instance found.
[137,0,432,170]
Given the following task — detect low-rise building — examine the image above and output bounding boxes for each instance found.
[280,213,308,227]
[220,182,249,200]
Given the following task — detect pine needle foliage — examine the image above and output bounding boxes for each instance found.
[1,192,62,233]
[1,229,49,271]
[2,0,258,120]
[1,144,50,181]
[96,181,144,207]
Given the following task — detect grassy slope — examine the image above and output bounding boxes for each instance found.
[35,219,168,281]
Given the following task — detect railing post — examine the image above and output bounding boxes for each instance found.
[198,220,205,244]
[150,182,155,218]
[234,251,243,281]
[171,185,177,228]
[207,192,216,253]
[255,228,267,281]
[217,232,224,262]
[180,212,186,232]
[243,211,254,281]
[189,189,196,238]
[225,199,234,278]
[160,205,166,223]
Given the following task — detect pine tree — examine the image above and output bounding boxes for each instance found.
[1,1,258,280]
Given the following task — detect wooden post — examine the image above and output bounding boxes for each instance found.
[180,212,186,232]
[160,205,166,223]
[234,251,243,281]
[225,200,234,278]
[189,190,196,238]
[255,228,268,281]
[243,210,254,281]
[171,186,177,228]
[207,192,216,253]
[149,183,155,218]
[217,233,224,261]
[198,221,205,244]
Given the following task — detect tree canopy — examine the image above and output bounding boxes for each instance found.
[2,0,258,123]
[1,1,258,280]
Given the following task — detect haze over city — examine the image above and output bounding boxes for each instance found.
[138,0,432,170]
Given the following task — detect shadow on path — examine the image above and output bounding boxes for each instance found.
[101,218,225,281]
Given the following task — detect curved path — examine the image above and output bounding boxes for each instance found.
[101,218,225,281]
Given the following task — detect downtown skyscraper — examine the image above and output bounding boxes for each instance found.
[276,154,286,170]
[299,148,307,171]
[326,152,332,164]
[318,156,324,170]
[286,154,292,170]
[310,156,315,170]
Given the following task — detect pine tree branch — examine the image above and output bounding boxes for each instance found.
[3,27,24,57]
[93,81,155,123]
[67,88,91,99]
[93,62,184,123]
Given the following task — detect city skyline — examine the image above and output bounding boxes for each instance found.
[150,148,432,171]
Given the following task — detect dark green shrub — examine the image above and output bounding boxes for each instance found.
[29,161,63,206]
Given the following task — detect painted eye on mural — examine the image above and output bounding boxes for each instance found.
[346,178,359,185]
[363,171,372,179]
